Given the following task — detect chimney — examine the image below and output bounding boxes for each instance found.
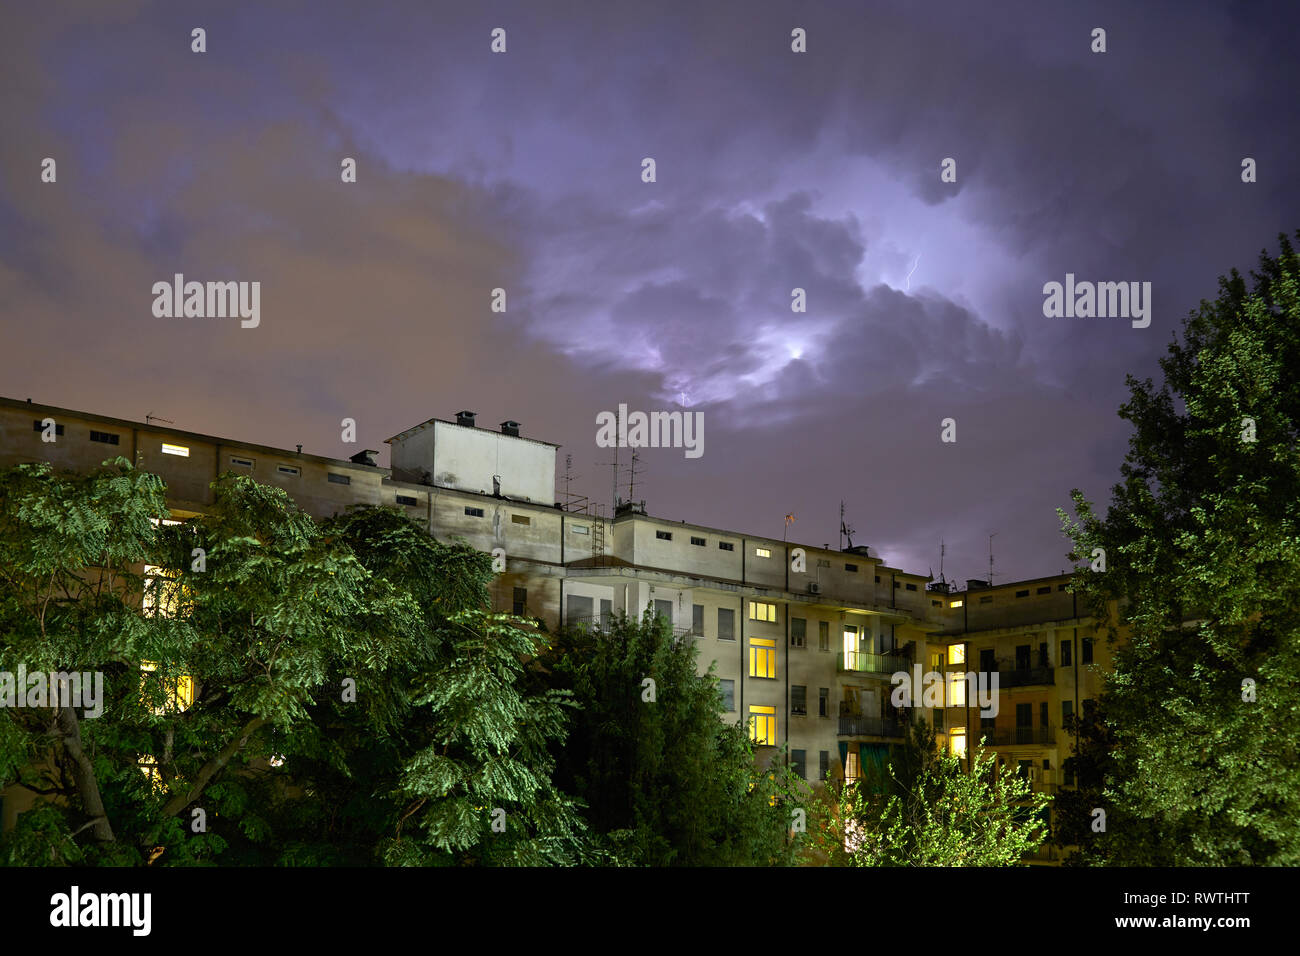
[349,449,379,467]
[455,410,476,428]
[500,420,521,437]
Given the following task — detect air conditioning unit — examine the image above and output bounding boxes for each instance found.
[808,582,821,595]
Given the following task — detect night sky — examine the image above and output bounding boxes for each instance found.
[3,1,1298,584]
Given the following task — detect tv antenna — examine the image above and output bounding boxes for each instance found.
[145,412,174,426]
[839,501,855,551]
[988,532,997,586]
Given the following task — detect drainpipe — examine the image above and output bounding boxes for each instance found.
[784,602,790,751]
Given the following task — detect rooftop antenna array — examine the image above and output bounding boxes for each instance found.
[839,501,856,551]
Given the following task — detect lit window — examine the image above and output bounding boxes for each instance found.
[950,727,967,758]
[748,705,776,746]
[140,661,195,715]
[161,443,189,457]
[142,564,188,619]
[846,749,861,781]
[511,514,530,525]
[749,601,777,623]
[949,599,964,608]
[139,754,163,792]
[948,644,966,666]
[947,672,967,706]
[755,547,772,558]
[749,637,777,678]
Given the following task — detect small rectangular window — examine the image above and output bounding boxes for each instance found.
[512,587,527,615]
[819,751,829,780]
[748,601,777,623]
[818,687,829,717]
[719,541,735,552]
[89,430,120,445]
[717,607,735,641]
[755,547,771,558]
[905,583,917,591]
[1082,638,1094,665]
[818,621,830,652]
[162,443,190,458]
[33,419,65,435]
[875,575,881,583]
[719,679,735,712]
[511,514,530,525]
[748,705,776,746]
[327,473,350,485]
[396,494,418,506]
[845,563,858,572]
[277,464,300,476]
[980,595,993,604]
[791,685,807,715]
[1037,585,1052,595]
[465,507,485,518]
[692,604,704,636]
[656,530,672,540]
[1058,583,1068,591]
[229,456,254,468]
[790,617,806,647]
[690,536,705,546]
[1062,699,1074,723]
[1016,589,1030,598]
[791,749,806,780]
[949,599,964,608]
[572,524,589,534]
[1060,640,1072,666]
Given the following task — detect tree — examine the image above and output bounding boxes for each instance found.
[1053,702,1117,864]
[1060,231,1300,865]
[834,737,1049,867]
[546,610,805,866]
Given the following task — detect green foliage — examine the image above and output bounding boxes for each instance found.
[834,738,1048,867]
[1060,231,1300,865]
[548,610,806,866]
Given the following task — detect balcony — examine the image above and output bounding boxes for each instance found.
[998,665,1055,688]
[837,650,911,676]
[838,715,907,738]
[976,724,1055,746]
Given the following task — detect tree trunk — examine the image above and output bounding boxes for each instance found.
[55,704,115,844]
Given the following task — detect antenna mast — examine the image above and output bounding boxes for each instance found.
[988,532,997,586]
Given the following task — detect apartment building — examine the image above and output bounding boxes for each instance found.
[0,396,1116,859]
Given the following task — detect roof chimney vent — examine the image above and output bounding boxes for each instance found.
[455,410,476,428]
[349,449,379,467]
[500,420,520,437]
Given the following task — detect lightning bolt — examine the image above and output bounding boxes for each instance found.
[905,254,921,291]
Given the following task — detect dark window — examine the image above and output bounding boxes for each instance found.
[980,595,993,604]
[656,530,673,541]
[717,607,735,641]
[1015,645,1031,670]
[568,595,594,624]
[599,599,612,630]
[1082,638,1094,664]
[1058,583,1068,591]
[791,685,807,715]
[1082,698,1096,718]
[1017,760,1032,780]
[790,617,806,647]
[894,581,900,588]
[718,679,735,712]
[1062,699,1074,724]
[818,621,830,651]
[89,430,120,445]
[1038,642,1049,667]
[1016,703,1032,728]
[1040,701,1049,727]
[980,648,996,674]
[1016,589,1029,598]
[1060,640,1072,666]
[905,583,917,591]
[845,563,857,572]
[933,708,944,731]
[718,541,734,551]
[1042,759,1050,770]
[932,600,942,607]
[512,587,527,615]
[278,465,300,476]
[690,535,705,546]
[981,715,996,733]
[465,506,484,517]
[818,687,829,717]
[791,749,806,780]
[396,495,417,506]
[875,575,881,583]
[819,751,829,781]
[32,420,64,435]
[230,457,254,468]
[327,473,350,485]
[692,604,704,635]
[654,599,673,622]
[1037,585,1052,595]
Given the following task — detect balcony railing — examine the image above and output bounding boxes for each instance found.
[998,665,1055,688]
[976,724,1055,746]
[838,715,906,738]
[837,650,912,676]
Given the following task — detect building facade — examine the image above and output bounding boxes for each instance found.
[0,396,1118,859]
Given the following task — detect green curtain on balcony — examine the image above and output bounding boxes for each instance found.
[838,741,848,776]
[860,744,890,795]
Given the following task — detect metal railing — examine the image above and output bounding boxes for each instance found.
[838,715,906,738]
[977,725,1055,745]
[998,665,1055,688]
[837,650,912,675]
